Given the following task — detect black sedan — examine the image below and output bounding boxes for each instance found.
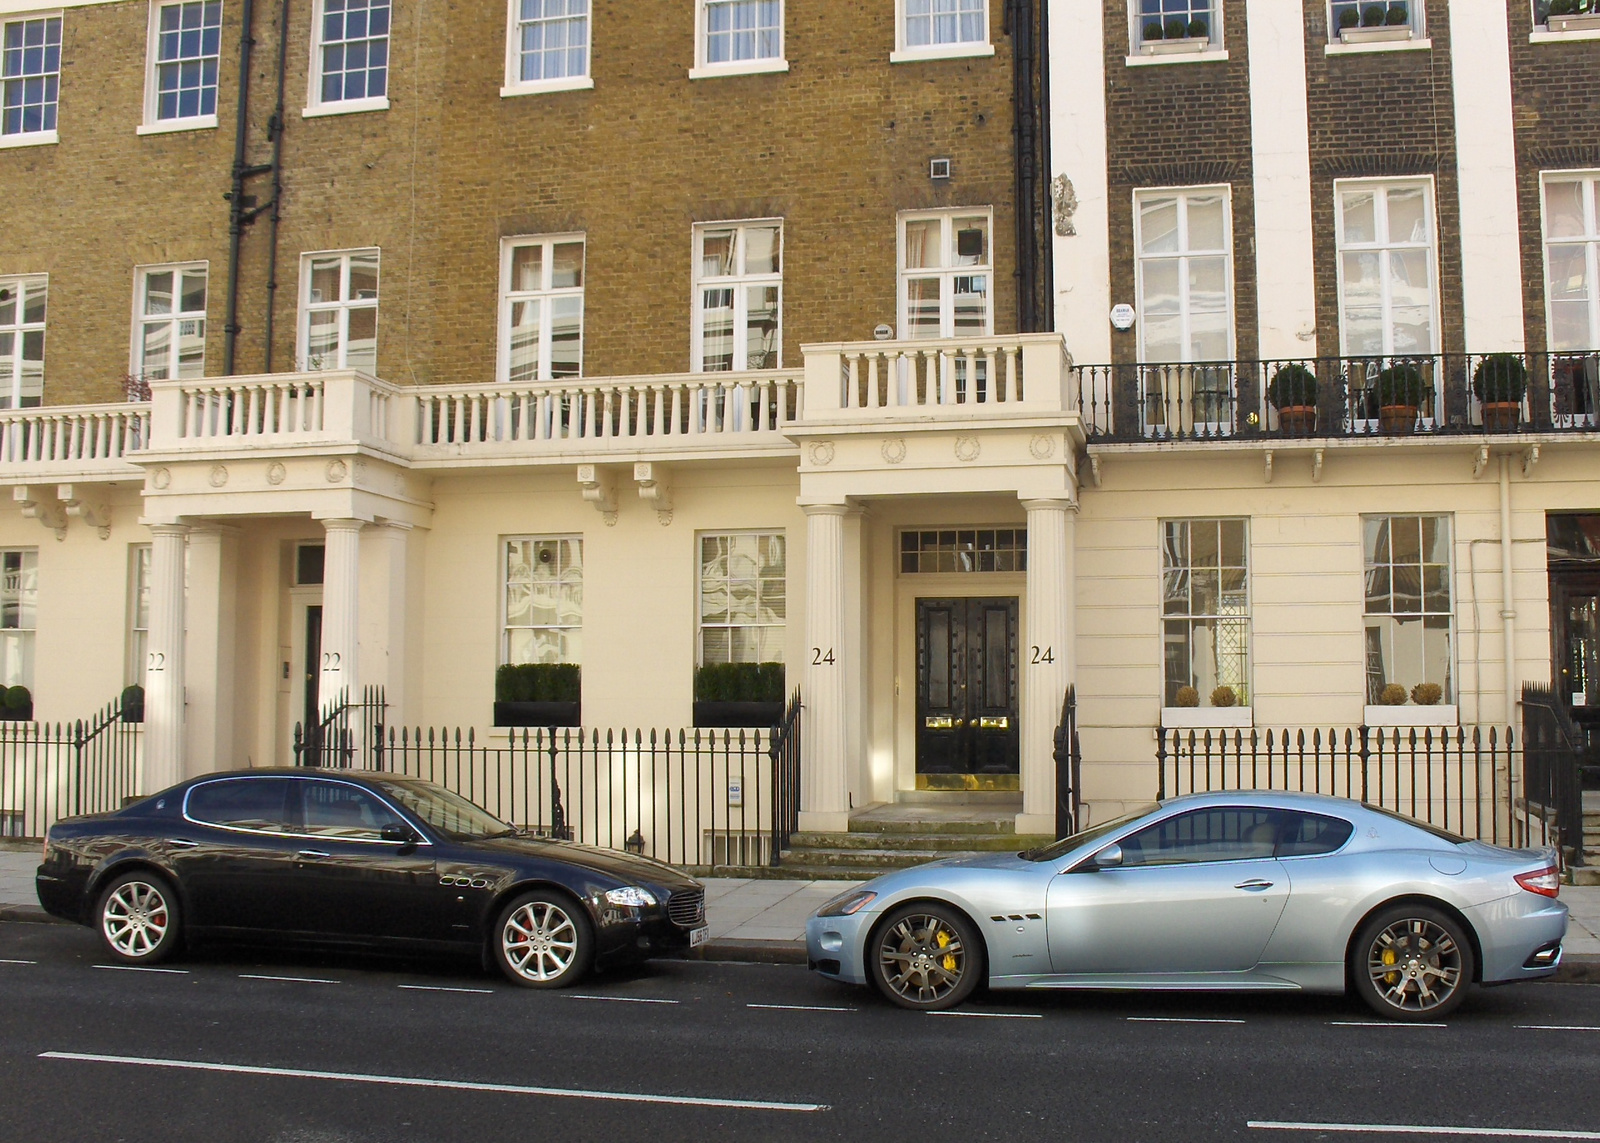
[35,767,708,988]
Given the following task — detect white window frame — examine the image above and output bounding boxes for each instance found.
[137,0,222,135]
[128,544,151,686]
[1324,0,1429,53]
[0,548,37,696]
[1129,0,1224,57]
[0,273,46,409]
[892,0,994,63]
[130,263,208,381]
[0,11,62,149]
[1160,517,1252,726]
[501,535,583,666]
[896,208,995,340]
[690,0,788,79]
[1333,177,1441,360]
[297,248,379,372]
[1531,0,1600,41]
[692,220,784,373]
[501,0,593,97]
[498,234,585,383]
[1362,514,1458,725]
[1541,171,1600,352]
[697,531,786,667]
[1133,185,1235,364]
[304,0,392,117]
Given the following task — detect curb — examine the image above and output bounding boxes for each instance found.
[673,939,808,965]
[1554,954,1600,984]
[0,904,61,925]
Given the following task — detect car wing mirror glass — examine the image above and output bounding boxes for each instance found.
[1091,843,1123,869]
[381,824,417,846]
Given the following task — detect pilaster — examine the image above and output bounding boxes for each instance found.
[1019,497,1075,835]
[318,517,365,709]
[143,523,188,791]
[800,503,852,831]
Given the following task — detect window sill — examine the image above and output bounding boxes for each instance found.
[302,97,390,118]
[1325,36,1431,54]
[1162,707,1253,729]
[499,76,595,97]
[890,42,996,64]
[0,129,57,149]
[1123,49,1229,66]
[1364,704,1458,727]
[1530,25,1600,42]
[688,58,789,80]
[136,116,217,136]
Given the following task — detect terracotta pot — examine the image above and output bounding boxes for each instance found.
[1276,406,1317,437]
[1481,401,1521,433]
[1379,405,1418,434]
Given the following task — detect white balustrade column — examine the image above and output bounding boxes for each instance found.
[1019,498,1075,836]
[800,503,851,831]
[318,518,364,710]
[143,523,189,792]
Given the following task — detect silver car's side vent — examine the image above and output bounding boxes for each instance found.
[989,915,1006,922]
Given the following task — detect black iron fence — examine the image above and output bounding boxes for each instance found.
[1156,722,1558,852]
[293,686,388,769]
[1522,684,1588,867]
[1077,351,1600,442]
[0,696,143,840]
[1054,686,1081,837]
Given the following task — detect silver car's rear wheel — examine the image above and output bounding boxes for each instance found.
[1352,905,1473,1020]
[494,891,591,989]
[98,872,181,964]
[870,904,982,1011]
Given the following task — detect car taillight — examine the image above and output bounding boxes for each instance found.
[1515,866,1561,898]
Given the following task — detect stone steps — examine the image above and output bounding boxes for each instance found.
[779,806,1055,875]
[787,830,1045,852]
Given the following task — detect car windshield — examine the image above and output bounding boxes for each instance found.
[1021,802,1160,862]
[372,779,517,841]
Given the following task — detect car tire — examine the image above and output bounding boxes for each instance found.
[869,902,983,1011]
[493,890,592,989]
[97,870,182,965]
[1350,903,1475,1021]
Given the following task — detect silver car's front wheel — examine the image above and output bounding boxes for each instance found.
[493,891,591,989]
[870,904,982,1011]
[1353,905,1473,1020]
[98,872,181,964]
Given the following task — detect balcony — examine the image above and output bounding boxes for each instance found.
[0,402,150,483]
[1076,353,1600,443]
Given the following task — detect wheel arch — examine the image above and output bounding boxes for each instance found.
[482,879,595,963]
[86,857,184,919]
[865,895,992,977]
[1343,893,1485,986]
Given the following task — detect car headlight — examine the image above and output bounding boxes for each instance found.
[817,889,877,918]
[604,887,658,908]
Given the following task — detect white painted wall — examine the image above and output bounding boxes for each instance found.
[1049,0,1113,364]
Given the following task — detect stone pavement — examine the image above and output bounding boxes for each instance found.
[2,841,1596,976]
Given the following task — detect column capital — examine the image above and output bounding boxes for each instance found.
[146,522,191,537]
[1019,495,1077,513]
[799,501,854,517]
[318,517,368,535]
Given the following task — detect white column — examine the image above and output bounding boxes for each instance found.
[318,517,364,710]
[1449,0,1526,351]
[1247,0,1318,359]
[184,526,239,774]
[800,503,851,831]
[1050,0,1112,362]
[142,523,188,792]
[359,521,412,724]
[1019,498,1075,836]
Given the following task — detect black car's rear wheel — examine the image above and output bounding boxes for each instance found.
[98,871,181,965]
[869,903,982,1011]
[1351,904,1474,1020]
[494,891,591,989]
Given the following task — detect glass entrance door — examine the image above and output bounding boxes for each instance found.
[1552,573,1600,783]
[915,597,1020,790]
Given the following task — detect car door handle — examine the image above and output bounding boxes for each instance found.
[1234,878,1274,891]
[296,850,331,861]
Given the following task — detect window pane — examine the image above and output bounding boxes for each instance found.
[905,278,941,338]
[348,254,379,300]
[744,285,779,369]
[1544,180,1589,240]
[1342,190,1377,244]
[549,295,582,378]
[511,245,542,292]
[1139,198,1179,255]
[187,778,291,831]
[309,258,341,304]
[143,272,174,317]
[744,226,780,275]
[507,298,541,382]
[551,241,583,288]
[179,269,207,313]
[701,229,735,277]
[903,220,942,270]
[346,306,377,370]
[1385,187,1427,244]
[300,781,403,839]
[1186,195,1226,252]
[953,216,988,265]
[1120,808,1283,866]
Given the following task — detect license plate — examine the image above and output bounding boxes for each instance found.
[689,926,710,947]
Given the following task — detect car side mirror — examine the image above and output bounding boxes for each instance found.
[381,824,417,848]
[1091,843,1123,869]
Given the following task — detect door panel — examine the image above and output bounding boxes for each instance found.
[174,776,300,933]
[915,597,1020,786]
[1551,572,1600,777]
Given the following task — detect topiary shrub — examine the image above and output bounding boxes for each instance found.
[1362,3,1387,25]
[1144,19,1165,39]
[121,684,145,723]
[1378,683,1409,706]
[1384,3,1410,24]
[1268,363,1318,410]
[1472,354,1528,404]
[494,662,581,704]
[5,685,30,710]
[1164,15,1189,38]
[1376,362,1426,408]
[1411,682,1443,706]
[1174,685,1200,707]
[1549,0,1578,16]
[1186,16,1209,37]
[1210,684,1239,708]
[1338,6,1362,27]
[694,661,785,704]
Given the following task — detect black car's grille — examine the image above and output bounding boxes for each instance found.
[667,890,705,929]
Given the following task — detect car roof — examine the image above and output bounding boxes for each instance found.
[1159,789,1370,815]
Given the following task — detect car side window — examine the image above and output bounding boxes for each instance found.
[186,778,292,833]
[296,781,405,841]
[1117,807,1285,867]
[1275,811,1354,857]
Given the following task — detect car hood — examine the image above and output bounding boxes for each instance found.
[460,835,702,892]
[854,849,1040,892]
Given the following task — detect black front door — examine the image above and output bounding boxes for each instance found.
[915,597,1020,789]
[303,604,323,734]
[1552,571,1600,782]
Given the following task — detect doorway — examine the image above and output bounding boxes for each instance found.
[1547,514,1600,785]
[914,597,1020,790]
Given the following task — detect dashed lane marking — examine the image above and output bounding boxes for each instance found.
[238,974,340,985]
[1327,1021,1447,1028]
[926,1010,1043,1020]
[566,994,679,1005]
[1128,1016,1246,1024]
[746,1003,856,1012]
[0,958,38,964]
[90,964,188,974]
[398,984,496,995]
[39,1051,829,1113]
[1248,1120,1600,1139]
[1514,1024,1600,1032]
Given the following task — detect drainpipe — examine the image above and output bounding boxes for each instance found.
[261,0,289,372]
[223,0,257,376]
[1498,453,1518,833]
[1008,0,1039,332]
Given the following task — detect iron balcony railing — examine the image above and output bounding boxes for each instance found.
[1077,351,1600,442]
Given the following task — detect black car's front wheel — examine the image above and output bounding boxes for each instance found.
[869,903,983,1011]
[493,890,592,988]
[97,871,182,965]
[1351,904,1474,1020]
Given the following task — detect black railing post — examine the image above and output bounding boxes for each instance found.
[1155,724,1168,801]
[1358,723,1371,804]
[1053,685,1077,838]
[547,730,568,841]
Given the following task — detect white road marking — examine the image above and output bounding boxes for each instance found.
[398,984,495,995]
[0,958,38,965]
[926,1010,1043,1020]
[566,994,679,1005]
[746,1003,856,1012]
[238,974,340,985]
[1327,1021,1447,1028]
[90,964,188,975]
[39,1051,828,1113]
[1515,1024,1600,1032]
[1248,1120,1600,1139]
[1128,1016,1246,1024]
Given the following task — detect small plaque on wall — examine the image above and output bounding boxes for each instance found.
[1110,304,1136,331]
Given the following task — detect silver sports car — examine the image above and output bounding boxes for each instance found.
[805,791,1568,1020]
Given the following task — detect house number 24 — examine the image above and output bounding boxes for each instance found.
[811,647,835,665]
[1030,646,1055,664]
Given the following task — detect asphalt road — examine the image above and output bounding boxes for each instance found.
[2,921,1599,1143]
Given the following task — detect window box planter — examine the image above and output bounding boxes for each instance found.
[1339,25,1413,42]
[1365,703,1458,728]
[1140,37,1212,54]
[121,685,145,724]
[1548,12,1600,31]
[1161,706,1254,730]
[692,700,784,729]
[493,700,581,728]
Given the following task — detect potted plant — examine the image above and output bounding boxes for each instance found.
[693,661,785,728]
[1375,363,1425,433]
[1,684,32,722]
[1378,682,1408,706]
[1210,684,1239,708]
[1267,364,1319,436]
[1340,1,1412,41]
[1410,682,1443,706]
[493,662,581,728]
[1546,0,1600,33]
[120,684,145,724]
[1142,13,1211,52]
[1174,685,1200,707]
[1472,353,1527,432]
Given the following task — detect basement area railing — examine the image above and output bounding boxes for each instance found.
[0,695,144,840]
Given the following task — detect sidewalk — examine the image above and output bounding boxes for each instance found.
[3,842,1596,978]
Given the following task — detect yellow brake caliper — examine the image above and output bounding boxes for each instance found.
[1382,946,1399,985]
[936,928,957,972]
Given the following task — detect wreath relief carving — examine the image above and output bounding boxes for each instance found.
[954,436,981,463]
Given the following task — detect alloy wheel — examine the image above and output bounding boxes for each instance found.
[501,899,580,983]
[876,912,969,1007]
[1365,916,1464,1014]
[101,880,171,960]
